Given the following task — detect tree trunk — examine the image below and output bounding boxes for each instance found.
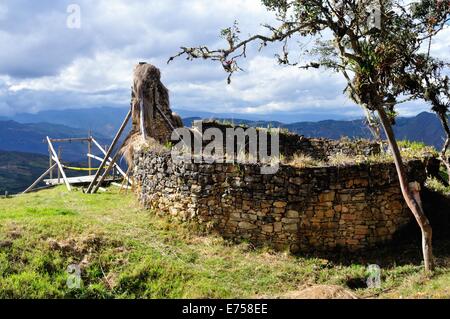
[437,112,450,185]
[377,106,434,272]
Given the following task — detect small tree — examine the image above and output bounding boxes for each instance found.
[170,0,449,272]
[402,54,450,185]
[393,1,450,185]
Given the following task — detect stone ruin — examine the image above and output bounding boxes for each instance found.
[127,64,431,252]
[133,120,429,252]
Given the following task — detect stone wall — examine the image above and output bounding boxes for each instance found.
[191,120,380,160]
[134,150,427,252]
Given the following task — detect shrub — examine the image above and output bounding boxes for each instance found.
[425,177,450,195]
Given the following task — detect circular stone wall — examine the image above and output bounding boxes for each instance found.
[134,150,427,252]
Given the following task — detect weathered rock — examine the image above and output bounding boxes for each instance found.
[238,221,257,230]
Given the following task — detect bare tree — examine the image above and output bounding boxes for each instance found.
[170,0,450,272]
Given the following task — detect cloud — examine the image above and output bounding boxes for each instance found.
[168,55,358,117]
[431,25,450,61]
[0,0,448,121]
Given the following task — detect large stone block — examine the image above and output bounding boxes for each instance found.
[238,221,257,230]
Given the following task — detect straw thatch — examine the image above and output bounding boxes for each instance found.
[120,63,183,167]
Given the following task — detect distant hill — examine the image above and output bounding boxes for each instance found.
[203,118,372,139]
[393,112,447,149]
[182,117,201,127]
[193,112,447,149]
[2,107,449,151]
[9,107,353,128]
[0,151,49,194]
[8,107,356,135]
[0,120,111,161]
[1,109,448,194]
[9,107,130,138]
[287,112,448,149]
[0,150,92,194]
[0,119,125,194]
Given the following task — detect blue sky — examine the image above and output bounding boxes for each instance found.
[0,0,449,122]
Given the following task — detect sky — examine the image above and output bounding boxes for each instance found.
[0,0,449,122]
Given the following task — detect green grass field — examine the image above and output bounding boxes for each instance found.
[0,187,449,299]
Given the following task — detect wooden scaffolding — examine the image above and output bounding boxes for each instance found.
[22,127,132,194]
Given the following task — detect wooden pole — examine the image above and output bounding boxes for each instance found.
[86,110,131,193]
[49,146,53,180]
[91,137,132,184]
[47,137,71,191]
[57,147,61,184]
[88,132,92,177]
[104,145,109,174]
[22,163,57,194]
[48,137,92,143]
[91,139,127,194]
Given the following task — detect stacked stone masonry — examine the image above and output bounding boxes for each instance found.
[134,149,427,252]
[193,120,381,160]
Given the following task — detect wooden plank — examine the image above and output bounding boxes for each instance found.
[86,110,131,193]
[22,163,58,194]
[48,137,92,143]
[47,136,72,191]
[45,176,94,185]
[44,175,120,186]
[91,138,132,185]
[49,146,53,180]
[87,153,108,163]
[57,147,61,184]
[88,135,92,176]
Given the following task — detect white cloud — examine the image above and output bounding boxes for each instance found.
[431,25,450,61]
[0,0,449,120]
[9,51,134,93]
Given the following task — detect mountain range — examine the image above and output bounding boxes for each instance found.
[0,107,448,194]
[184,111,447,149]
[0,107,448,154]
[0,120,111,161]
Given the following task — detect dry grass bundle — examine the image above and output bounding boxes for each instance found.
[327,152,356,166]
[285,153,320,168]
[119,134,168,168]
[121,63,183,168]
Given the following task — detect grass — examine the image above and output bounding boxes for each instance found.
[284,154,319,168]
[426,177,450,196]
[397,140,439,160]
[284,140,438,169]
[0,186,449,299]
